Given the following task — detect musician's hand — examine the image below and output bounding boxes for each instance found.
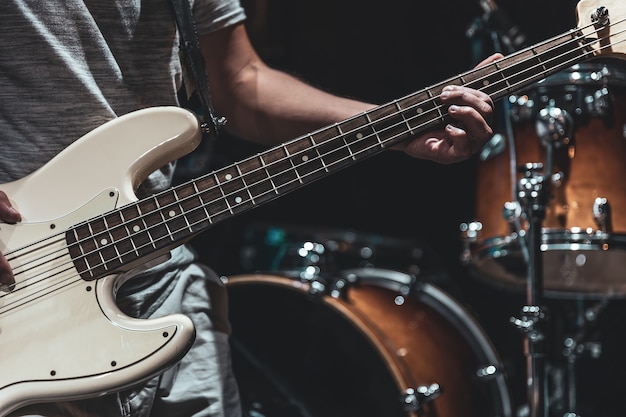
[0,191,21,286]
[395,53,503,164]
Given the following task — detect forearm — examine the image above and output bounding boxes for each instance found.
[224,65,374,144]
[201,24,374,146]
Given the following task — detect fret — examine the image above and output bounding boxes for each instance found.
[137,196,169,248]
[363,113,382,146]
[210,166,258,217]
[341,114,386,156]
[261,146,299,190]
[498,49,546,96]
[154,195,177,242]
[84,219,110,277]
[334,123,356,161]
[195,175,229,222]
[104,209,137,265]
[405,90,437,123]
[66,225,93,278]
[235,156,274,205]
[192,181,214,224]
[235,164,255,205]
[462,64,506,96]
[171,189,194,233]
[97,216,122,269]
[284,137,326,183]
[282,143,304,183]
[132,202,155,248]
[395,101,413,135]
[312,127,351,169]
[212,171,235,215]
[77,223,98,276]
[398,92,439,134]
[118,204,144,257]
[176,181,212,230]
[67,215,111,279]
[495,61,512,93]
[308,134,329,172]
[89,219,108,275]
[87,216,117,271]
[258,154,280,194]
[426,88,445,123]
[532,31,587,74]
[366,102,419,148]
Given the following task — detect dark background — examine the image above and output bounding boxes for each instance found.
[182,1,626,416]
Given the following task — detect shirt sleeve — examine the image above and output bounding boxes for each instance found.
[192,0,247,35]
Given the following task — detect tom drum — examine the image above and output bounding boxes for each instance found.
[466,59,626,298]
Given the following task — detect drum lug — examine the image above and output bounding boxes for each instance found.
[592,196,612,232]
[510,305,549,342]
[535,105,573,148]
[476,364,502,380]
[307,278,327,296]
[401,383,442,412]
[328,277,349,299]
[459,221,483,265]
[502,200,523,233]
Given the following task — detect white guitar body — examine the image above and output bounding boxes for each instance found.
[0,107,201,415]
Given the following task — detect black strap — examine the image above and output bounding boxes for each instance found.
[169,0,225,141]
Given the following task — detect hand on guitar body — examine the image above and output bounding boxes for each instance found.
[393,53,503,164]
[0,190,20,286]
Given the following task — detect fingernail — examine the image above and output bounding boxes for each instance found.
[1,277,15,291]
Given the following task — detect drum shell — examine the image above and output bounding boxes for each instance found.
[477,90,626,236]
[225,271,512,417]
[470,60,626,298]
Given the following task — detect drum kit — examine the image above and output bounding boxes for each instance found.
[222,57,626,417]
[461,58,626,417]
[226,225,513,417]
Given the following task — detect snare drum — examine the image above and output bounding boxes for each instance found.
[225,270,513,417]
[467,60,626,298]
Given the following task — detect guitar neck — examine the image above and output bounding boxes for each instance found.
[67,26,593,281]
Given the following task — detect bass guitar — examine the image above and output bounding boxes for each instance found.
[0,0,624,413]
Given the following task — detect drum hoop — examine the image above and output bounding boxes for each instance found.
[534,61,626,88]
[344,269,506,362]
[474,230,626,256]
[340,268,513,417]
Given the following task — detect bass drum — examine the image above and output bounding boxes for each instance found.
[225,270,513,417]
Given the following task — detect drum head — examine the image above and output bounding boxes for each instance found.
[225,272,512,417]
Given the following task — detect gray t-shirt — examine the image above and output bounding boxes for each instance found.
[0,0,245,184]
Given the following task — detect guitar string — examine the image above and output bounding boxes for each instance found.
[0,17,624,312]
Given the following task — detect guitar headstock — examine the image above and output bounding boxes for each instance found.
[577,0,626,58]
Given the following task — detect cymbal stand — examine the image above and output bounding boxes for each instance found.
[511,158,550,417]
[511,100,573,417]
[559,299,607,416]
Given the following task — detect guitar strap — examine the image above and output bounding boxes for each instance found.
[169,0,225,144]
